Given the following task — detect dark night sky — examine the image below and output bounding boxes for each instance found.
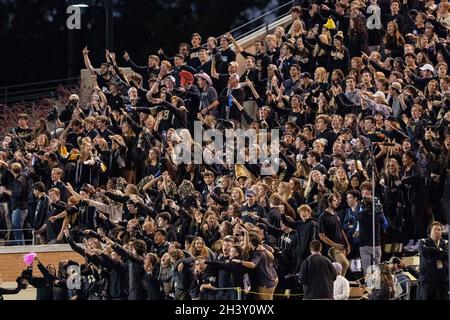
[1,0,285,88]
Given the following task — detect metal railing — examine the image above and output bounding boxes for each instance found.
[217,0,294,41]
[0,77,79,106]
[0,228,35,246]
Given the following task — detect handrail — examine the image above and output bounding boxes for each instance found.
[0,77,80,90]
[220,0,294,38]
[0,228,35,246]
[235,12,291,42]
[0,77,79,105]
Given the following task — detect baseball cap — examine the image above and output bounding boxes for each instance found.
[300,72,311,79]
[419,63,434,73]
[245,189,256,197]
[165,75,176,84]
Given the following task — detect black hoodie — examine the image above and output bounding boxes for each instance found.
[281,215,319,271]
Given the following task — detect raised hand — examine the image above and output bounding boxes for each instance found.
[123,51,130,61]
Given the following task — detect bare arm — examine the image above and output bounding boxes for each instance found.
[246,81,260,100]
[82,46,96,75]
[59,119,73,144]
[319,233,343,249]
[142,175,164,191]
[227,33,243,53]
[211,60,219,80]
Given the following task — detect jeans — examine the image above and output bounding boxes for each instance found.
[360,246,382,274]
[0,202,9,239]
[11,208,28,245]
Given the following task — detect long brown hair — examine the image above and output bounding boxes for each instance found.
[350,16,368,36]
[384,21,405,45]
[379,264,395,298]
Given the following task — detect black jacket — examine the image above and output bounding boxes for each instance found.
[206,260,248,300]
[357,197,386,247]
[299,253,337,299]
[281,215,319,271]
[143,265,163,300]
[10,174,28,210]
[98,253,128,299]
[112,243,146,300]
[418,237,449,283]
[32,195,50,230]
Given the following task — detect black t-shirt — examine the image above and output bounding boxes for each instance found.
[197,61,212,75]
[96,73,110,92]
[107,93,124,111]
[66,131,86,150]
[12,127,32,142]
[219,87,245,122]
[153,104,174,133]
[98,128,113,142]
[188,47,202,70]
[358,200,385,247]
[318,210,345,252]
[366,131,384,143]
[216,48,236,74]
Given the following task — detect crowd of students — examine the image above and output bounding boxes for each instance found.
[0,0,449,300]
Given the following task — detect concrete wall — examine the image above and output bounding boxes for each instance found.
[0,245,84,282]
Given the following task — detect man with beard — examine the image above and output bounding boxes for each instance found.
[83,47,112,92]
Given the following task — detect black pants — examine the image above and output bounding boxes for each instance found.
[417,282,449,300]
[404,201,425,241]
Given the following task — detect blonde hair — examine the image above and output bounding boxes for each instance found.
[314,67,327,83]
[265,34,277,44]
[288,20,304,37]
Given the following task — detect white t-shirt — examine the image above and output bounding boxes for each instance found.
[333,275,350,300]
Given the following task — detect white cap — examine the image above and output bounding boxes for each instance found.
[419,63,434,73]
[166,75,176,83]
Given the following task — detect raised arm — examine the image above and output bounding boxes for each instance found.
[227,33,243,54]
[107,237,144,265]
[82,46,96,75]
